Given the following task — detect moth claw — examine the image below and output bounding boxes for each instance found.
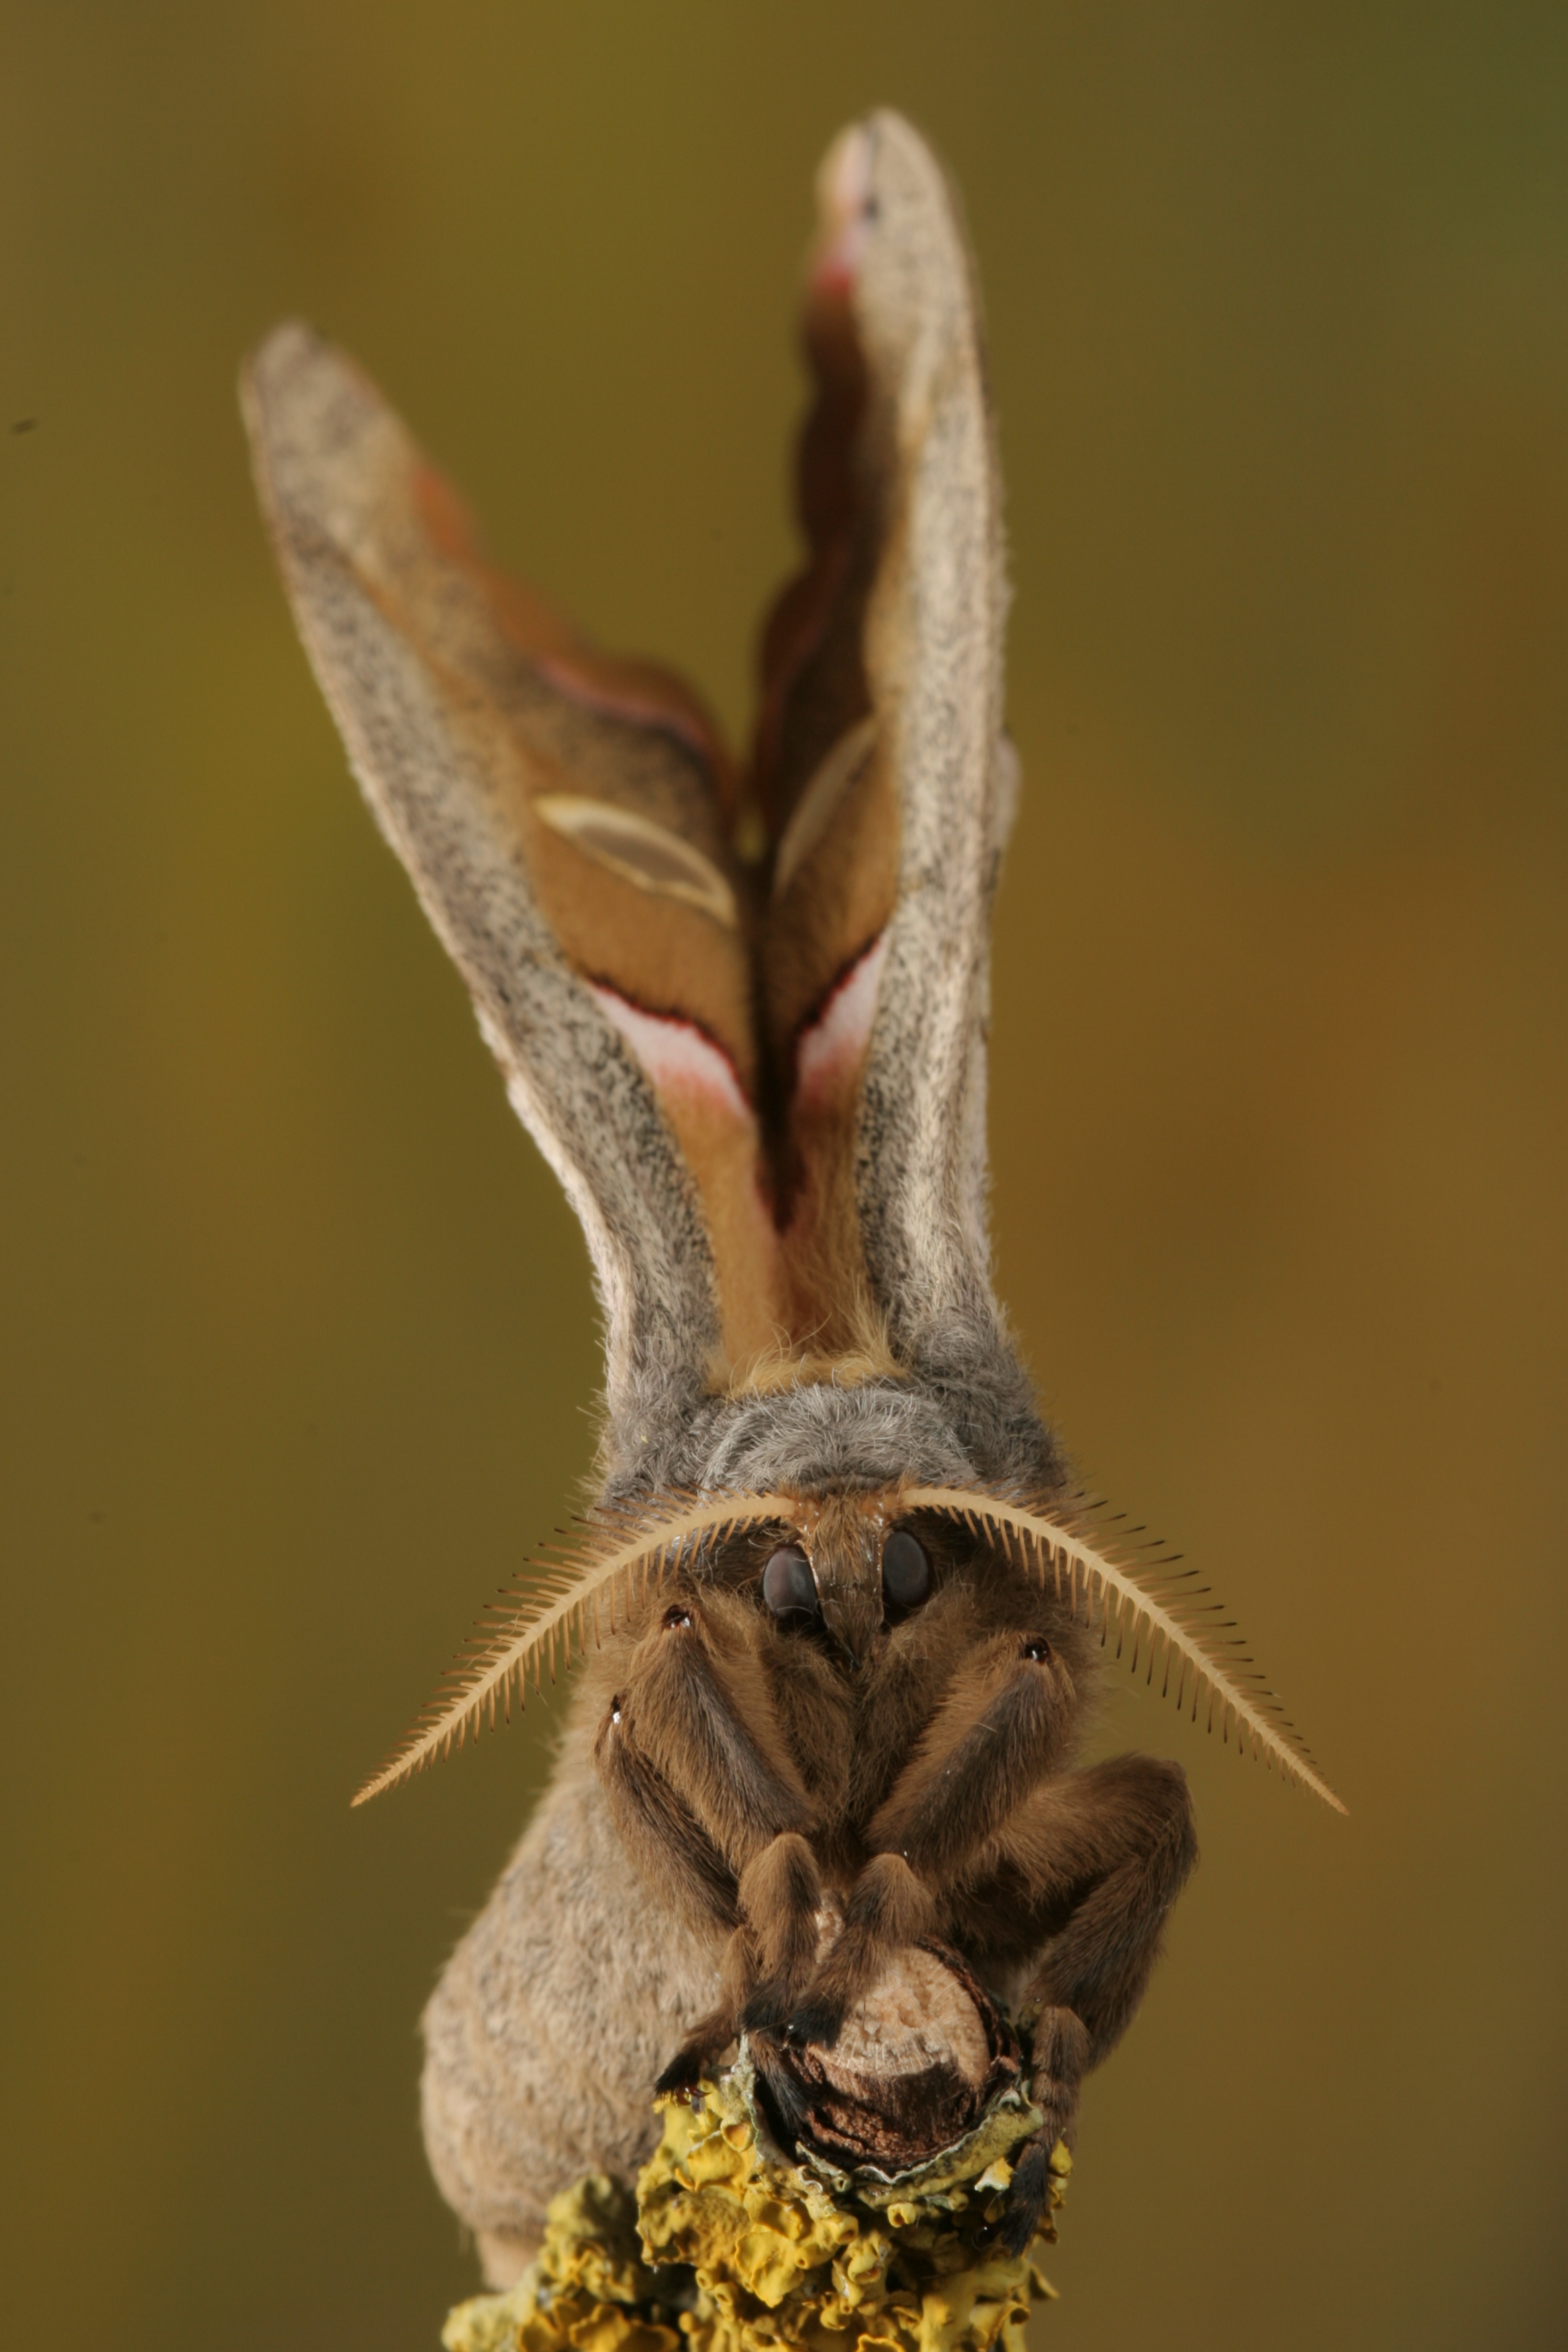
[998,2138,1052,2257]
[653,2049,704,2098]
[654,2024,731,2097]
[746,2037,814,2144]
[740,1984,787,2034]
[782,1994,846,2049]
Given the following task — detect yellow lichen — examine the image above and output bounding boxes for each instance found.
[444,2064,1069,2352]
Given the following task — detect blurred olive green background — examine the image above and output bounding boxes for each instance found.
[3,3,1564,2346]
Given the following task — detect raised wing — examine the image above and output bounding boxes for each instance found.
[244,111,1028,1463]
[242,325,789,1447]
[747,115,1020,1401]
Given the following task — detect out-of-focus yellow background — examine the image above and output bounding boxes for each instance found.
[3,5,1563,2346]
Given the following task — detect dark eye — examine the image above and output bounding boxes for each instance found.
[763,1546,818,1617]
[881,1529,931,1610]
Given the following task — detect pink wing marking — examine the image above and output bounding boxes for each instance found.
[811,124,875,295]
[793,932,888,1106]
[590,984,754,1123]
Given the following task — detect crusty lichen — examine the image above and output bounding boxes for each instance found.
[444,2058,1069,2352]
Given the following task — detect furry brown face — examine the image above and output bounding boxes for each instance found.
[601,1501,1096,1902]
[732,1505,1074,1720]
[580,1491,1166,2251]
[754,1510,938,1657]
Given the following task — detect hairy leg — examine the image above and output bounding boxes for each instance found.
[593,1589,825,2087]
[973,1755,1197,2251]
[593,1697,740,1934]
[989,1755,1197,2055]
[781,1853,936,2043]
[840,1581,980,1827]
[657,1835,828,2092]
[784,1630,1073,2041]
[869,1632,1077,1877]
[738,1832,825,2026]
[606,1589,814,1870]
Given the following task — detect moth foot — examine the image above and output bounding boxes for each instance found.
[654,2006,736,2096]
[653,2046,705,2097]
[780,1991,847,2049]
[999,2135,1053,2257]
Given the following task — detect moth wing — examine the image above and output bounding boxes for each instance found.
[756,114,1021,1394]
[242,326,784,1430]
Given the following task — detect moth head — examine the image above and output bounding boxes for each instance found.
[352,1480,1342,1813]
[760,1492,940,1671]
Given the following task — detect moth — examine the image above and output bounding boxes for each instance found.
[243,111,1341,2288]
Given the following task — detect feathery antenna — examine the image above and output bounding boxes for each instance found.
[903,1486,1346,1812]
[352,1490,799,1806]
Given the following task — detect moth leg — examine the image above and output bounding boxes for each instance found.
[738,1832,824,2030]
[786,1631,1071,2044]
[993,2006,1091,2255]
[653,1925,758,2096]
[605,1587,814,1867]
[782,1853,936,2045]
[595,1688,752,2096]
[594,1589,818,2088]
[998,1755,1197,2062]
[975,1755,1197,2253]
[656,1839,824,2094]
[869,1630,1079,1877]
[593,1691,740,1939]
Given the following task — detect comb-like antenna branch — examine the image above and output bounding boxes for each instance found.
[352,1490,800,1806]
[903,1485,1346,1813]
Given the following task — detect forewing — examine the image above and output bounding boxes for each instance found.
[752,116,1018,1388]
[242,326,786,1426]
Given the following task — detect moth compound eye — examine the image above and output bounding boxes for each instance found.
[1020,1636,1052,1663]
[763,1546,818,1618]
[881,1530,931,1610]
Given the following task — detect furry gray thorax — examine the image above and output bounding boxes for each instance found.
[602,1355,1065,1508]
